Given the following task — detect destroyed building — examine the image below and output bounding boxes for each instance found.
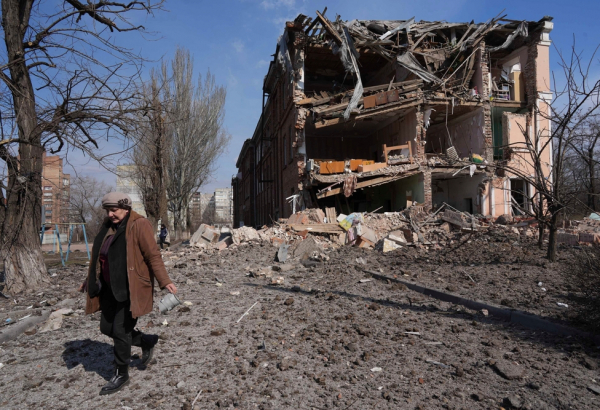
[232,10,554,227]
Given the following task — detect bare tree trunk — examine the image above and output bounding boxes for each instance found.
[0,1,50,293]
[547,206,559,262]
[1,1,164,294]
[538,221,545,249]
[589,146,597,211]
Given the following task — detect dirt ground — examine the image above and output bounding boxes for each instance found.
[1,237,599,409]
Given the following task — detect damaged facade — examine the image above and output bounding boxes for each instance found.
[233,10,554,227]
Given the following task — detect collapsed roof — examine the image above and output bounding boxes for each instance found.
[274,10,552,127]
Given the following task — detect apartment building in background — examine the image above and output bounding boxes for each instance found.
[116,165,146,217]
[42,152,70,237]
[190,188,233,230]
[215,188,233,222]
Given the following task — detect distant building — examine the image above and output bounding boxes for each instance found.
[42,152,70,237]
[116,165,146,217]
[189,188,233,229]
[190,192,214,232]
[214,188,233,222]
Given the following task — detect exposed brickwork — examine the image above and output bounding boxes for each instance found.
[414,106,425,163]
[524,42,539,112]
[422,169,432,211]
[479,42,495,164]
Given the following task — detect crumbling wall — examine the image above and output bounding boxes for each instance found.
[415,107,425,163]
[479,42,495,163]
[422,169,432,211]
[432,174,486,213]
[426,108,485,158]
[372,109,417,147]
[279,44,309,218]
[524,41,539,111]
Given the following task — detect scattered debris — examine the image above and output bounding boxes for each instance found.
[38,308,73,333]
[237,301,259,323]
[426,359,449,368]
[588,384,600,395]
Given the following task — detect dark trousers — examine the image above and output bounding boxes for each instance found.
[159,237,166,249]
[99,287,143,368]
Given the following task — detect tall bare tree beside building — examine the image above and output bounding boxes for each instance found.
[0,0,165,293]
[165,48,229,238]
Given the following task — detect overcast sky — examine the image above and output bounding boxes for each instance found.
[64,0,600,194]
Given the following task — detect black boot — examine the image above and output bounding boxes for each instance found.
[100,366,129,395]
[140,334,159,367]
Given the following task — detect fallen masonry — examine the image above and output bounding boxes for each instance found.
[1,223,599,409]
[188,204,600,256]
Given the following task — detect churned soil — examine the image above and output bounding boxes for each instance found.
[373,228,584,325]
[0,238,599,409]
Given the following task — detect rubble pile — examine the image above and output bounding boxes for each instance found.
[189,204,560,259]
[557,218,600,245]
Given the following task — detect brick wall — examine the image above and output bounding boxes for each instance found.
[479,42,495,163]
[414,106,425,163]
[422,169,432,211]
[524,41,539,112]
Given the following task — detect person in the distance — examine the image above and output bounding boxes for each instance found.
[159,223,168,249]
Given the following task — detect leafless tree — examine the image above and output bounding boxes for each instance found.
[139,47,229,239]
[497,41,600,261]
[69,175,113,239]
[0,0,165,294]
[563,115,600,213]
[128,71,169,232]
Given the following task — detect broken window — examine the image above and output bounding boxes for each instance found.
[510,178,529,215]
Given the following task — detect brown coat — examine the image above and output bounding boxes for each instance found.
[85,211,173,318]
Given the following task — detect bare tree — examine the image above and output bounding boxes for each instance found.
[0,1,165,293]
[497,41,600,261]
[69,175,113,239]
[128,71,169,232]
[563,115,600,213]
[129,48,229,238]
[165,48,229,238]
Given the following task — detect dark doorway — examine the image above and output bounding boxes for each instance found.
[511,179,528,215]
